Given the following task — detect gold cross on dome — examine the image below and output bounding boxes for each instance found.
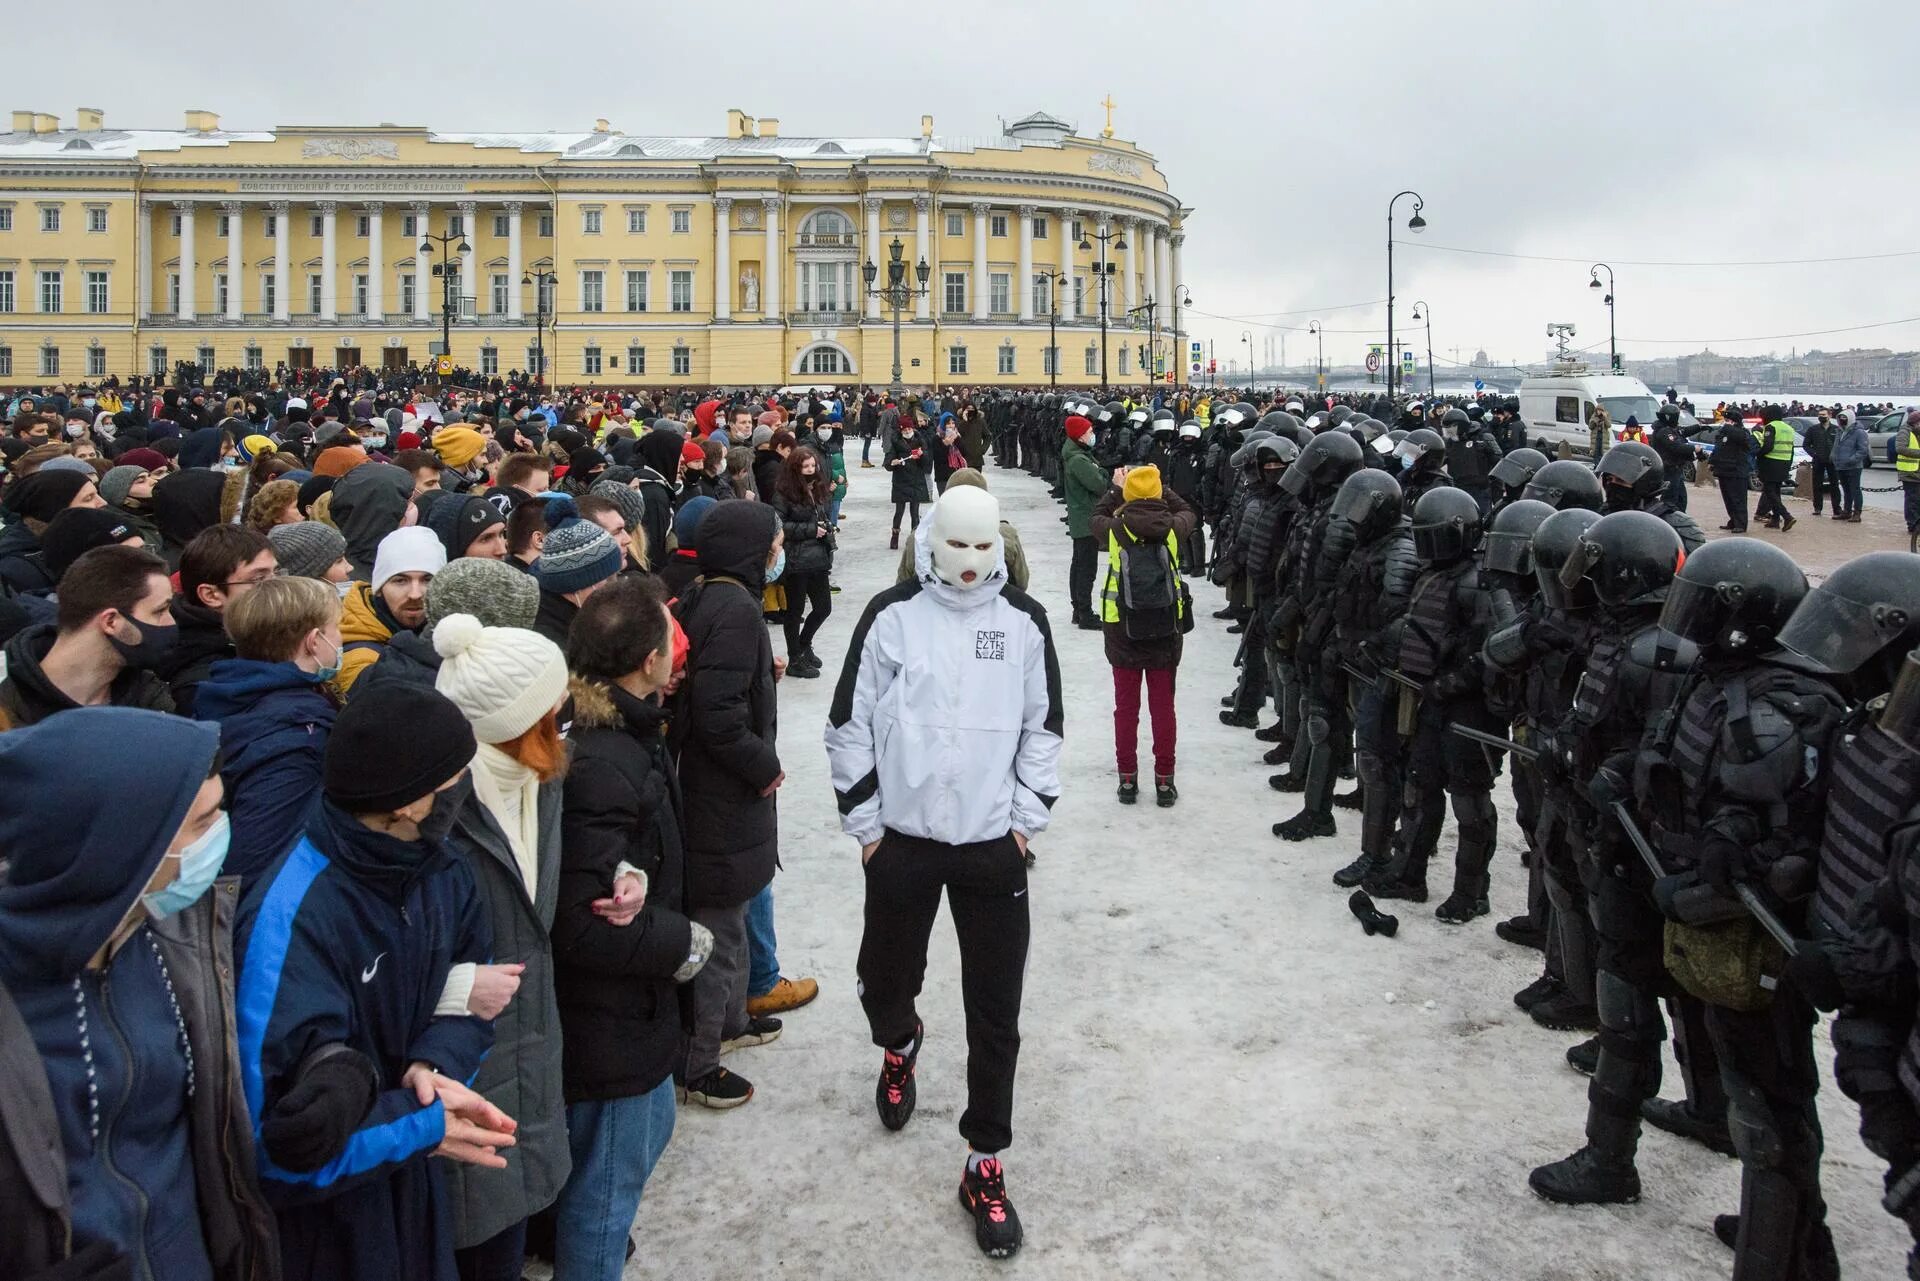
[1101,94,1116,138]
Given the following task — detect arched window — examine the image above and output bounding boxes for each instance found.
[796,343,854,377]
[802,210,853,244]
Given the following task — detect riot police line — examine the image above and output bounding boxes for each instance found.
[979,385,1920,1281]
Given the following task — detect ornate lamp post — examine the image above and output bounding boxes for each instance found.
[521,257,555,387]
[1386,190,1426,402]
[862,236,931,401]
[418,225,471,377]
[1589,263,1617,371]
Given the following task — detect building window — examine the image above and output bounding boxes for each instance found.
[170,212,182,237]
[353,274,369,314]
[88,207,108,234]
[308,274,323,313]
[1119,346,1131,376]
[87,345,107,378]
[1032,216,1048,240]
[948,345,968,376]
[989,272,1010,314]
[167,273,180,313]
[806,347,847,376]
[527,346,544,376]
[537,212,554,237]
[264,212,278,237]
[214,274,228,315]
[945,212,964,238]
[37,270,61,314]
[480,344,498,376]
[398,275,414,315]
[1070,219,1085,243]
[491,273,509,315]
[671,344,690,376]
[624,270,648,312]
[583,344,603,376]
[1032,274,1052,316]
[1085,345,1099,375]
[627,208,647,234]
[670,209,691,234]
[448,215,463,237]
[670,270,692,313]
[244,344,262,372]
[400,214,415,238]
[149,346,167,376]
[261,275,276,315]
[40,345,59,377]
[0,346,10,377]
[627,344,646,375]
[943,272,966,314]
[355,214,369,238]
[581,270,604,312]
[1073,275,1088,317]
[798,261,851,312]
[582,209,602,235]
[0,207,11,231]
[538,277,555,314]
[216,213,231,238]
[492,214,509,238]
[997,343,1017,375]
[1042,345,1057,376]
[990,213,1008,238]
[310,214,324,237]
[40,206,60,233]
[0,270,12,313]
[197,345,215,371]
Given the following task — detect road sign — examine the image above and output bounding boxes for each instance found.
[1364,352,1381,374]
[1473,378,1485,391]
[1190,361,1202,375]
[1190,341,1202,361]
[1401,350,1416,375]
[435,355,454,376]
[1208,359,1217,373]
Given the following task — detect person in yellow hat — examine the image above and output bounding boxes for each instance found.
[431,426,489,493]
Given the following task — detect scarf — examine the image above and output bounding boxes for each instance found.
[470,743,542,897]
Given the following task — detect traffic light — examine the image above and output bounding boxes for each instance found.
[1208,358,1217,373]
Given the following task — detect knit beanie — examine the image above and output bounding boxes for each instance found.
[1123,464,1164,503]
[943,467,988,494]
[427,556,539,631]
[534,497,622,595]
[312,445,368,478]
[1064,415,1093,443]
[98,464,147,508]
[433,616,570,745]
[41,508,138,580]
[680,439,707,466]
[426,493,507,561]
[323,683,476,815]
[432,426,486,470]
[38,456,99,478]
[589,480,646,532]
[672,494,717,549]
[114,447,168,473]
[7,470,94,523]
[268,521,348,581]
[312,422,347,449]
[371,526,447,592]
[750,425,775,448]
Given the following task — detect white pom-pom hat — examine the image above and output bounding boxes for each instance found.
[433,615,569,745]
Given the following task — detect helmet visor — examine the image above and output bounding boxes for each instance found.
[1778,588,1903,674]
[1880,649,1920,750]
[1330,483,1382,526]
[1277,461,1312,497]
[1656,575,1729,648]
[1491,454,1537,489]
[1484,530,1534,577]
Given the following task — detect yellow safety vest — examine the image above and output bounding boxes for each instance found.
[1900,428,1920,476]
[1100,525,1185,624]
[1763,421,1796,462]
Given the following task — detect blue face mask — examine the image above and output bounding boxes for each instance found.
[310,637,343,685]
[144,812,230,918]
[767,548,786,583]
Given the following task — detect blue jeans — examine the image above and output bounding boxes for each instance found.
[552,1079,677,1281]
[1664,471,1689,512]
[746,884,778,998]
[828,496,843,527]
[1835,468,1862,517]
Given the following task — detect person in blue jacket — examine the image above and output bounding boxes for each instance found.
[236,681,516,1281]
[194,576,343,888]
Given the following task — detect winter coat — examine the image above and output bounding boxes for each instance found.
[1164,439,1207,504]
[884,433,931,504]
[1062,436,1108,539]
[0,711,280,1281]
[533,590,578,647]
[333,581,396,698]
[657,549,702,600]
[1803,420,1836,461]
[751,450,784,503]
[328,464,415,580]
[235,800,493,1281]
[826,517,1063,849]
[440,773,569,1248]
[669,502,782,911]
[554,677,696,1102]
[194,658,337,890]
[1710,422,1758,478]
[633,470,675,573]
[955,411,987,470]
[150,469,227,570]
[1091,489,1197,670]
[157,595,236,719]
[0,520,53,595]
[350,628,441,697]
[1831,419,1870,471]
[772,490,835,576]
[0,623,175,725]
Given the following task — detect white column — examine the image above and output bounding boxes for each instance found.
[970,203,990,321]
[1167,232,1182,335]
[175,202,196,321]
[1121,218,1138,317]
[1016,204,1035,322]
[863,197,882,321]
[221,202,243,320]
[1060,207,1079,320]
[761,198,782,318]
[317,201,337,321]
[913,196,931,321]
[505,202,523,321]
[365,202,383,321]
[713,198,732,322]
[411,203,431,321]
[457,201,477,319]
[270,202,289,322]
[137,200,153,320]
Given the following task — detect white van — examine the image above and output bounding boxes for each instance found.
[1518,365,1664,456]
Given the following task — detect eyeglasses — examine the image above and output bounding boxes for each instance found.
[221,570,280,590]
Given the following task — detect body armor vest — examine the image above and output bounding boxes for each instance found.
[1398,559,1475,680]
[1818,719,1920,932]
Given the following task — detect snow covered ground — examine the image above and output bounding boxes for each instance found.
[626,459,1908,1280]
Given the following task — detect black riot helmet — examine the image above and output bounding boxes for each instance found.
[1483,499,1555,577]
[1280,430,1364,498]
[1150,408,1177,435]
[1490,446,1549,493]
[1655,402,1684,427]
[1229,429,1274,469]
[1257,409,1300,435]
[1393,427,1447,473]
[1559,509,1685,611]
[1253,435,1300,476]
[1328,405,1354,427]
[1533,508,1603,610]
[1330,468,1405,541]
[1216,402,1255,429]
[1410,486,1484,564]
[1231,401,1259,425]
[1879,647,1920,752]
[1465,401,1486,422]
[1777,551,1920,695]
[1522,459,1605,511]
[1126,406,1150,427]
[1101,400,1126,423]
[1597,441,1667,508]
[1442,407,1471,436]
[1657,536,1807,656]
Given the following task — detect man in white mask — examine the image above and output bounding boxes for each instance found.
[824,484,1063,1262]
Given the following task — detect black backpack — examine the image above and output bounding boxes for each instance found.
[1114,529,1192,640]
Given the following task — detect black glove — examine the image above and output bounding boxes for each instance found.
[1786,941,1847,1013]
[261,1046,381,1173]
[1698,834,1748,896]
[30,1241,131,1281]
[1586,763,1630,812]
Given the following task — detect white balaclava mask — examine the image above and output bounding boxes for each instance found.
[928,487,1001,589]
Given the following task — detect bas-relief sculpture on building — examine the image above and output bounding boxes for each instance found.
[300,138,402,161]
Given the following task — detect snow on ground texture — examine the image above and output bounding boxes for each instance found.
[624,458,1908,1280]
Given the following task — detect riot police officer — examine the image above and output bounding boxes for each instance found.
[1649,402,1697,511]
[1443,406,1503,515]
[1522,459,1606,512]
[1394,427,1452,514]
[1220,436,1298,728]
[1597,440,1706,552]
[1489,447,1550,517]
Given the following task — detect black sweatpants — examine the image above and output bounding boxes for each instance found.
[1717,473,1751,531]
[857,828,1030,1154]
[780,568,832,655]
[892,499,921,533]
[1069,535,1098,621]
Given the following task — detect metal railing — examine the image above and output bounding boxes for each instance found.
[796,232,856,247]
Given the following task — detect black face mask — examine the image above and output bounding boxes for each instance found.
[107,616,178,669]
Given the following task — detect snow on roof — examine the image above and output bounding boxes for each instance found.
[0,128,276,159]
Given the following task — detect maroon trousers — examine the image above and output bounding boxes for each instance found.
[1113,666,1177,779]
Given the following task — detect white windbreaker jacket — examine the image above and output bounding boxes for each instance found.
[825,521,1063,849]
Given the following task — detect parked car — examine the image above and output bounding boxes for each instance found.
[1862,408,1914,468]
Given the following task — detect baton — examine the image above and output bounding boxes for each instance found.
[1380,668,1423,691]
[1448,722,1538,761]
[1609,802,1801,958]
[1342,662,1378,689]
[1610,800,1669,882]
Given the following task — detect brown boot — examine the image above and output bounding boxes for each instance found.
[746,976,819,1017]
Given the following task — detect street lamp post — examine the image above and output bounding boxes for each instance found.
[418,225,472,381]
[1045,271,1069,388]
[521,258,555,388]
[1079,221,1127,392]
[1125,295,1159,389]
[862,236,931,402]
[1411,301,1436,399]
[1386,190,1427,403]
[1589,263,1617,372]
[1307,319,1325,393]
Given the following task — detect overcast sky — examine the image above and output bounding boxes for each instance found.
[17,0,1920,379]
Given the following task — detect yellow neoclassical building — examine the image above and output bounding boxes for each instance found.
[0,105,1191,389]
